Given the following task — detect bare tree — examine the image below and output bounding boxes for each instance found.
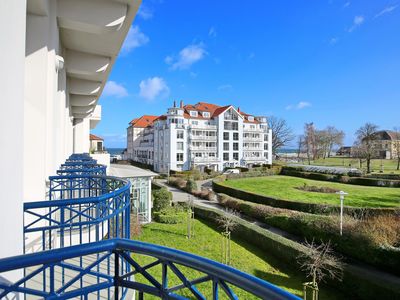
[303,123,316,164]
[355,123,379,173]
[267,116,295,155]
[392,128,400,170]
[325,126,345,158]
[297,135,303,160]
[297,240,343,300]
[216,208,238,265]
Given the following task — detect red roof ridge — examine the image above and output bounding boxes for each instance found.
[90,134,103,140]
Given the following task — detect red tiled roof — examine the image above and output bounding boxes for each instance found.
[90,134,103,141]
[211,105,232,117]
[129,115,159,127]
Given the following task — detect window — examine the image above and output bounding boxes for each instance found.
[233,152,239,161]
[224,109,238,120]
[192,120,198,125]
[209,152,216,157]
[202,112,210,118]
[177,153,183,161]
[248,116,254,122]
[190,111,198,117]
[177,142,184,150]
[223,132,229,140]
[264,143,268,150]
[223,153,229,161]
[233,143,239,151]
[177,130,184,139]
[264,134,268,141]
[233,132,239,140]
[195,153,202,157]
[224,121,238,131]
[223,143,229,151]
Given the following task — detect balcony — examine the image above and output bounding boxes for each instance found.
[0,153,299,300]
[190,134,217,141]
[189,146,217,151]
[190,124,217,130]
[192,156,220,163]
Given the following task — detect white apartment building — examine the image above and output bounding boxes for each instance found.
[0,0,141,276]
[127,101,273,172]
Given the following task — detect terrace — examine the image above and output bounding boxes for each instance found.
[0,154,299,300]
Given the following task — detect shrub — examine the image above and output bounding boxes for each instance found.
[152,187,172,212]
[194,205,400,300]
[185,179,198,193]
[217,193,400,275]
[168,177,187,189]
[153,207,186,224]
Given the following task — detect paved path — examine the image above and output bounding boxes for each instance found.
[154,178,400,288]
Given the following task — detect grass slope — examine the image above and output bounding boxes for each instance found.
[221,175,400,208]
[134,219,343,299]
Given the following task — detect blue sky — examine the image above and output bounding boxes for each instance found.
[93,0,400,148]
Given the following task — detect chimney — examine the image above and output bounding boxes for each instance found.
[180,100,184,108]
[237,107,240,112]
[173,100,176,108]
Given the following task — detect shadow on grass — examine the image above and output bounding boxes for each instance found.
[147,227,187,238]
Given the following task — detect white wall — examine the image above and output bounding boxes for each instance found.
[0,0,27,279]
[73,118,90,153]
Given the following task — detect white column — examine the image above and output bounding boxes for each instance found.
[73,118,90,153]
[268,128,273,164]
[0,0,26,274]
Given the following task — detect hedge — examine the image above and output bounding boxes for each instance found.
[281,167,400,188]
[194,205,400,300]
[153,209,187,224]
[212,179,396,216]
[217,193,400,276]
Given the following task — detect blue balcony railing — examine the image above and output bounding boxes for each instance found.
[0,153,300,300]
[0,239,300,300]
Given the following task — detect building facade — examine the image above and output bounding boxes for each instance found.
[368,130,400,159]
[127,101,273,172]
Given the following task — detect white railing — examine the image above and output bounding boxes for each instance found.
[190,124,217,130]
[192,157,220,162]
[190,135,217,140]
[190,146,217,151]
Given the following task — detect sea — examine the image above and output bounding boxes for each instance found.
[107,148,125,155]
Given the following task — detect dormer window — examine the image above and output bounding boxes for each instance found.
[190,111,198,117]
[248,116,254,122]
[202,112,210,118]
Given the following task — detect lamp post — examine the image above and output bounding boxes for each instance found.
[336,191,348,236]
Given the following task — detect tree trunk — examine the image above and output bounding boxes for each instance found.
[367,158,371,173]
[397,157,400,170]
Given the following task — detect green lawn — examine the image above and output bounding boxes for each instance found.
[292,157,400,174]
[221,175,400,208]
[134,219,343,299]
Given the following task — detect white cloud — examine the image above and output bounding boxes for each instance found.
[374,5,398,18]
[343,2,350,8]
[139,77,169,101]
[329,37,339,45]
[286,101,311,110]
[121,26,149,54]
[348,15,365,32]
[190,72,198,78]
[218,84,233,91]
[103,81,128,98]
[166,43,207,70]
[137,5,153,20]
[208,27,217,38]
